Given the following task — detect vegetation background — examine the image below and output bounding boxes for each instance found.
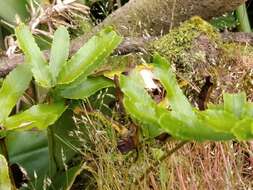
[0,0,253,189]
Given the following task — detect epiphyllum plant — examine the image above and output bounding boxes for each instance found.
[0,24,121,136]
[0,24,121,188]
[120,53,253,141]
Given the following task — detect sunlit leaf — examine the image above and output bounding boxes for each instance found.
[0,0,28,24]
[59,76,114,99]
[0,154,12,190]
[198,110,238,132]
[153,53,197,123]
[231,118,253,140]
[224,92,246,118]
[4,103,67,131]
[120,71,165,137]
[49,26,70,85]
[15,24,52,88]
[0,63,32,124]
[57,27,122,84]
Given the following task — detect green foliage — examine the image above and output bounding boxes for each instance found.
[49,26,70,85]
[16,24,52,88]
[210,12,238,30]
[4,104,67,131]
[120,53,253,141]
[0,154,12,190]
[0,63,32,124]
[59,76,114,99]
[57,27,122,84]
[0,24,122,189]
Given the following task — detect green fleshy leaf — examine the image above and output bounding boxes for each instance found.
[224,92,246,118]
[15,24,52,88]
[198,110,238,133]
[0,63,32,124]
[0,154,12,190]
[4,103,67,131]
[153,53,197,122]
[57,27,122,84]
[120,72,165,138]
[49,26,70,85]
[59,76,114,99]
[159,112,233,141]
[231,118,253,140]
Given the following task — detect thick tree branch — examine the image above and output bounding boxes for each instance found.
[0,0,248,77]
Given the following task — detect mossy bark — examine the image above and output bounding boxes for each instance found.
[71,0,247,51]
[149,17,253,105]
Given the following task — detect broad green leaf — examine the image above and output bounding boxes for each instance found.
[15,24,52,88]
[4,103,67,131]
[0,154,12,190]
[159,113,234,141]
[59,76,114,99]
[120,71,164,137]
[153,53,196,122]
[231,118,253,140]
[245,103,253,117]
[6,131,49,189]
[57,27,122,84]
[224,92,246,118]
[198,110,238,133]
[0,0,28,24]
[49,26,70,84]
[0,63,32,124]
[51,163,87,190]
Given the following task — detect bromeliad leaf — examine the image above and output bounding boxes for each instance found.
[57,27,122,84]
[0,154,12,190]
[0,64,32,124]
[49,26,70,85]
[4,104,67,131]
[58,76,114,99]
[15,24,52,88]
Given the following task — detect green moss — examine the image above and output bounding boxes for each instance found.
[151,16,219,63]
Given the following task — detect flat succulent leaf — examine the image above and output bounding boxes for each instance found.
[57,27,122,84]
[245,103,253,117]
[224,92,246,118]
[6,131,49,189]
[4,103,67,131]
[159,112,234,141]
[59,76,114,99]
[120,72,165,137]
[0,63,32,124]
[49,26,70,85]
[51,163,87,190]
[0,154,12,190]
[153,53,197,122]
[231,118,253,140]
[198,110,238,133]
[15,24,52,88]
